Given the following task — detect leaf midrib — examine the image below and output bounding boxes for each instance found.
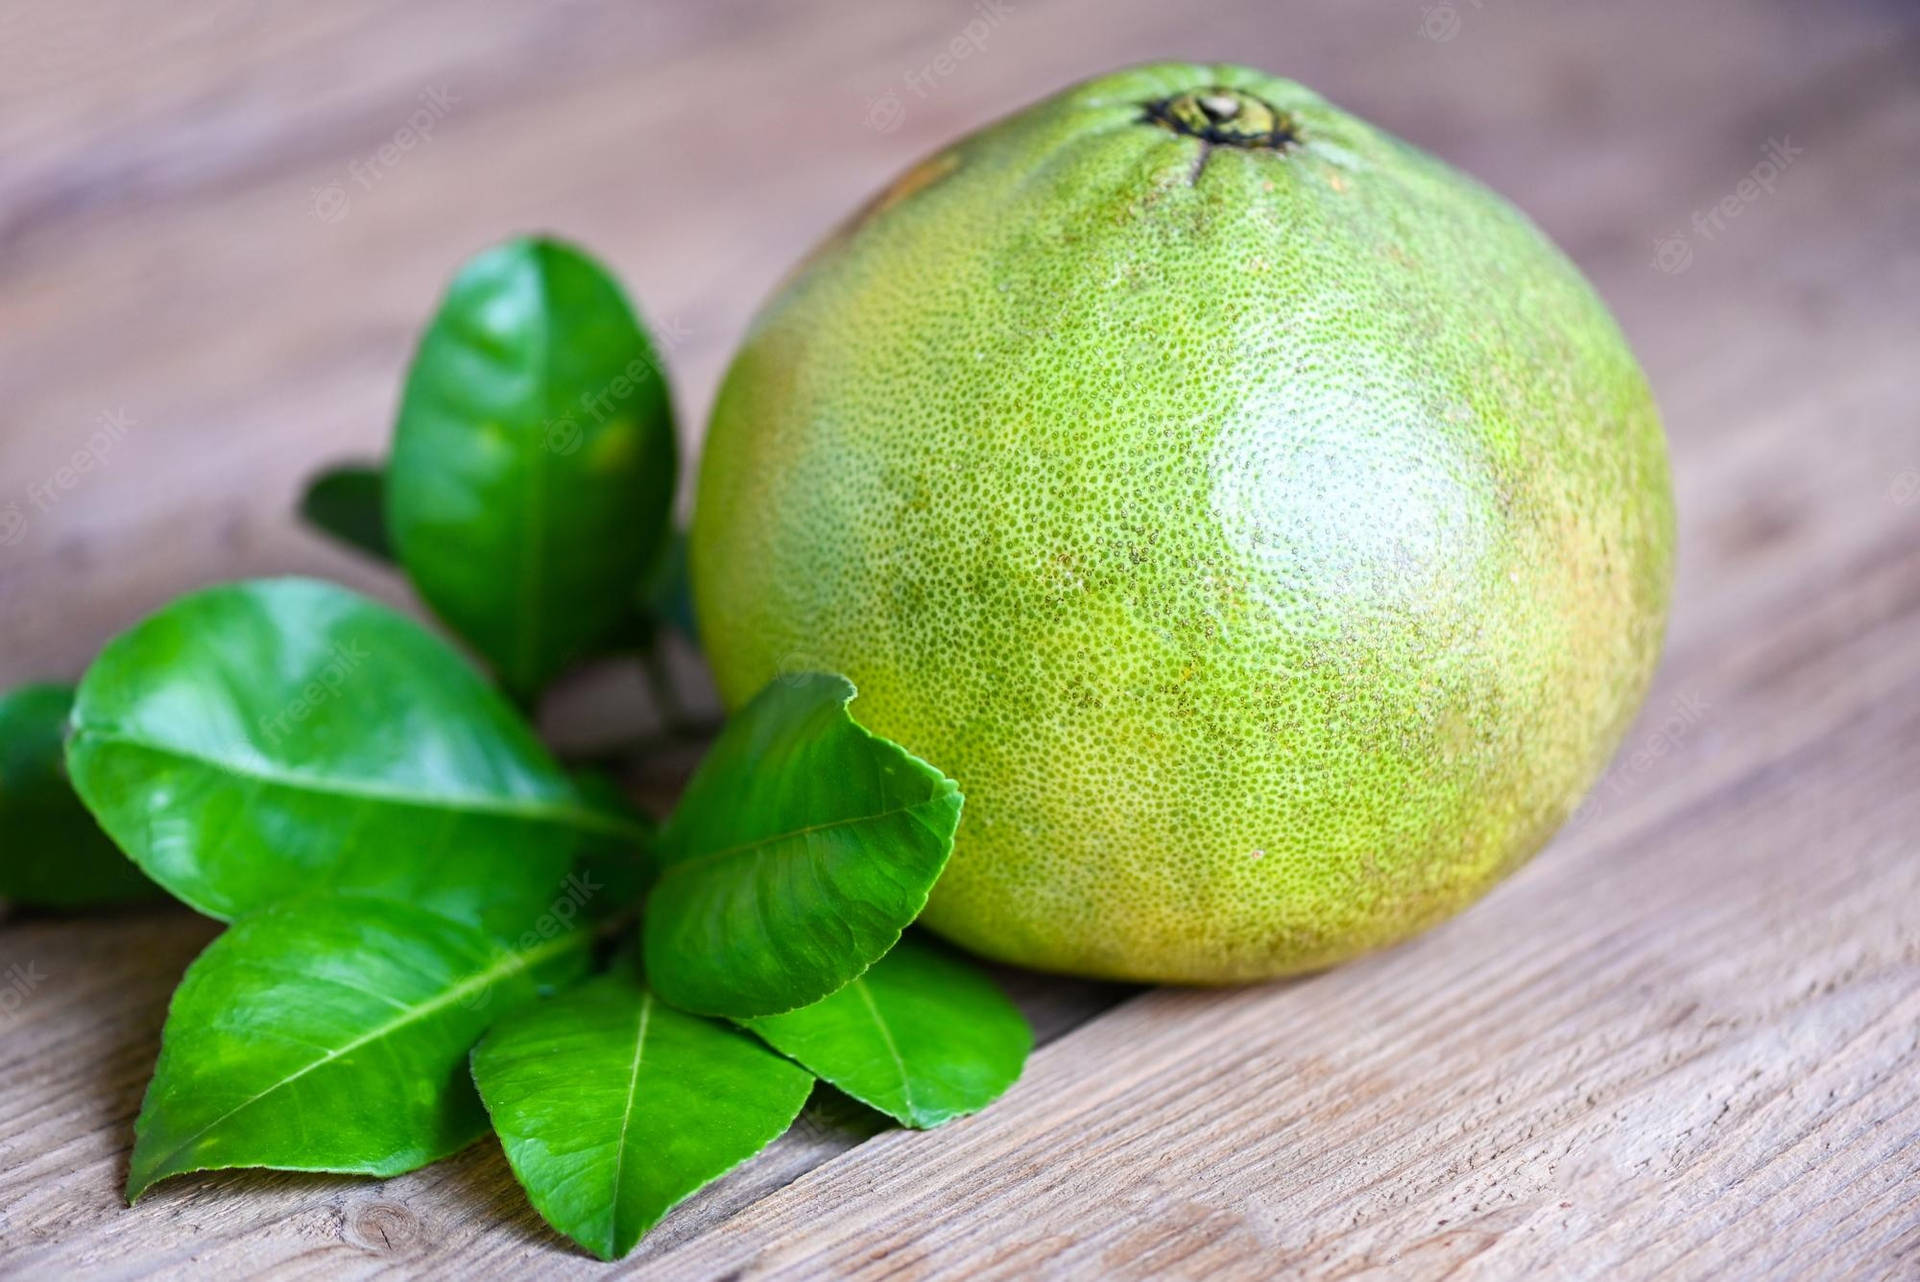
[659,792,952,872]
[514,243,556,691]
[73,727,645,842]
[137,929,585,1190]
[605,990,653,1254]
[852,976,916,1121]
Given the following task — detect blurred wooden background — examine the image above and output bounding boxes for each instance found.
[3,0,1918,1278]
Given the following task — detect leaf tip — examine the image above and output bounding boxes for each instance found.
[123,1157,161,1205]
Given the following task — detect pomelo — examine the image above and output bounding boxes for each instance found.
[690,63,1674,983]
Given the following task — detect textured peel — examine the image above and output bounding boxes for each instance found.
[691,63,1674,983]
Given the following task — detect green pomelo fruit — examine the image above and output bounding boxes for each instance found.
[691,63,1674,983]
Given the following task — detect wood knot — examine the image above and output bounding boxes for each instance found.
[341,1198,427,1257]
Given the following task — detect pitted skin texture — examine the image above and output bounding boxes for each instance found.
[691,64,1675,984]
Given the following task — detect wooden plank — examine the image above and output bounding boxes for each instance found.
[2,0,1916,1277]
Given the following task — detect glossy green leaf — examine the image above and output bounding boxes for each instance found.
[296,462,697,658]
[387,236,677,700]
[0,684,158,907]
[739,934,1030,1128]
[129,893,589,1200]
[298,462,393,562]
[472,968,814,1260]
[67,578,646,938]
[644,673,962,1019]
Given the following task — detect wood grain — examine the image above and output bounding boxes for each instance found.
[3,0,1917,1278]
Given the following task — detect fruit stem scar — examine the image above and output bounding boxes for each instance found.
[1141,88,1301,152]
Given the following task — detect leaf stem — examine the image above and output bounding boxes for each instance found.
[638,645,688,732]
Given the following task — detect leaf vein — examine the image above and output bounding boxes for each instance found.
[853,976,914,1121]
[74,729,644,842]
[606,990,652,1251]
[139,930,580,1186]
[663,800,937,871]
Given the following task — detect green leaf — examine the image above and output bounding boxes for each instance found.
[739,934,1031,1128]
[472,968,814,1260]
[643,673,962,1019]
[387,236,678,701]
[295,463,698,658]
[0,684,158,907]
[67,578,646,938]
[128,893,589,1200]
[298,462,394,562]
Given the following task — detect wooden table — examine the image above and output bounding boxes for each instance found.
[4,1,1917,1277]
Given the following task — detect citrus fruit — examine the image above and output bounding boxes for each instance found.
[690,63,1674,983]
